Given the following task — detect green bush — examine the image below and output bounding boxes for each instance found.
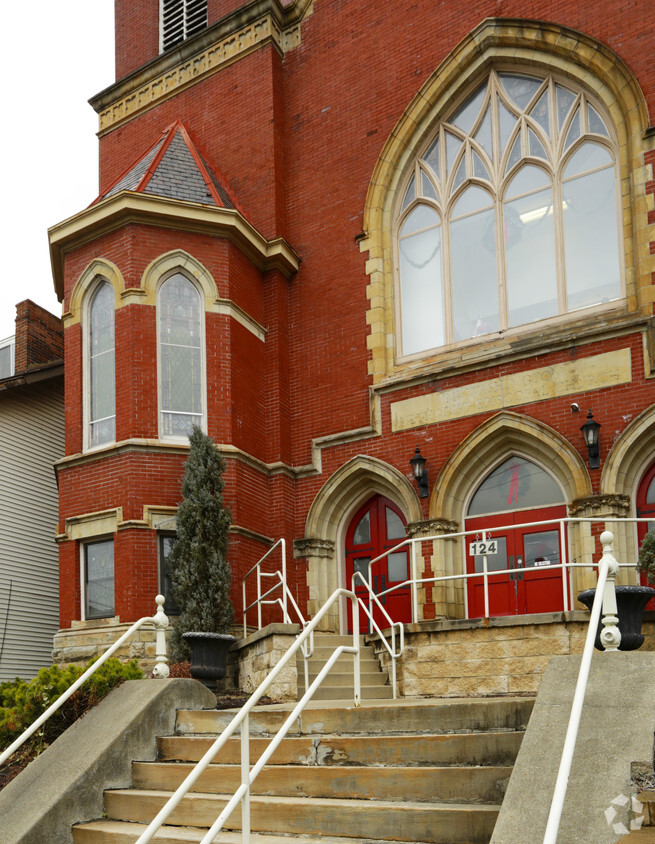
[638,530,655,585]
[0,658,143,755]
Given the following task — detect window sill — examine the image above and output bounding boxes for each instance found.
[378,303,646,393]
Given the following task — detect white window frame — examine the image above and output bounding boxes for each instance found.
[157,271,207,443]
[159,0,208,53]
[394,68,625,361]
[83,279,116,452]
[0,335,15,379]
[81,537,115,622]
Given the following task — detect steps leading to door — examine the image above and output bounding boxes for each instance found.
[73,696,534,844]
[296,633,393,700]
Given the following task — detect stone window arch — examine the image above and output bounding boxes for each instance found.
[362,19,649,383]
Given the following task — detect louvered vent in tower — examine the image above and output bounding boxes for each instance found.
[161,0,208,52]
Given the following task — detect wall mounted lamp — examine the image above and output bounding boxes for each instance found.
[410,445,429,498]
[580,410,601,469]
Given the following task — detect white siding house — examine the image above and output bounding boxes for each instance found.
[0,304,64,681]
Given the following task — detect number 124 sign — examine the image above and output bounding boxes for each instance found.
[469,540,498,556]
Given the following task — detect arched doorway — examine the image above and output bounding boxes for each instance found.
[464,456,568,617]
[345,495,411,632]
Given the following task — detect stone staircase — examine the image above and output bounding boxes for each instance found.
[297,634,393,700]
[72,696,533,844]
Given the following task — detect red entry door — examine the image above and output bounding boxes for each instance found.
[637,463,655,607]
[345,496,411,633]
[465,505,567,618]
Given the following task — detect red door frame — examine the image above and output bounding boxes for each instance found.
[465,505,567,618]
[345,495,411,633]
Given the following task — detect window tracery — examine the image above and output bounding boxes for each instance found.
[397,70,622,357]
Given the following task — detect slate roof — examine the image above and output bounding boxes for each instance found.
[98,121,237,210]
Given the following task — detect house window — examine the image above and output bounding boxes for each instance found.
[0,337,14,379]
[84,539,115,619]
[88,281,116,448]
[160,0,208,52]
[159,533,179,615]
[397,70,622,357]
[158,273,205,440]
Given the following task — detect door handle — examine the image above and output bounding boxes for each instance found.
[380,574,386,605]
[509,555,515,581]
[516,556,523,580]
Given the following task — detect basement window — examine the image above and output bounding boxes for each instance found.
[160,0,208,52]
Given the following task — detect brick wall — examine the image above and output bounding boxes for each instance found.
[57,1,655,627]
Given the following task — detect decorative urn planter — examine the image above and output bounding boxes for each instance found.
[577,585,655,651]
[183,631,237,690]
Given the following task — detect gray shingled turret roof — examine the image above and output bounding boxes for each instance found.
[98,121,236,210]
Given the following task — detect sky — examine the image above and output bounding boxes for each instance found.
[1,1,115,341]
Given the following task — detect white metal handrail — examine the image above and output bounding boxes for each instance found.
[242,538,287,635]
[0,595,169,766]
[134,587,361,844]
[352,570,404,698]
[543,530,621,843]
[359,515,654,625]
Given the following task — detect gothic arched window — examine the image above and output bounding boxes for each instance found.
[158,273,205,440]
[396,71,622,357]
[87,281,116,448]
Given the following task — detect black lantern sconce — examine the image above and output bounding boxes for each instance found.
[580,410,601,469]
[410,445,429,498]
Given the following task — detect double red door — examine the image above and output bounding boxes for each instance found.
[345,496,411,633]
[465,506,567,618]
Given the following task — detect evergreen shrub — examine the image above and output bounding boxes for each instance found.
[168,427,234,661]
[638,530,655,584]
[0,658,143,755]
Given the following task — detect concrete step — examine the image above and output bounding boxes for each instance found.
[102,789,499,843]
[73,822,452,844]
[132,761,512,803]
[175,697,534,737]
[298,669,389,687]
[158,729,524,766]
[307,684,394,700]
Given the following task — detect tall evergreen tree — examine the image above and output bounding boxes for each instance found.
[168,427,233,661]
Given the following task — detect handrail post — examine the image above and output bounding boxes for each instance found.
[152,595,170,679]
[543,531,619,844]
[242,578,247,638]
[411,540,418,624]
[281,538,288,622]
[241,714,251,843]
[482,531,490,619]
[600,532,621,651]
[257,564,262,631]
[559,519,569,612]
[352,593,361,707]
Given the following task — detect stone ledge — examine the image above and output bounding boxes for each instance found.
[233,622,301,652]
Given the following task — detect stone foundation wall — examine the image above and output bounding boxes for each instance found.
[52,618,164,676]
[369,612,655,697]
[232,623,300,701]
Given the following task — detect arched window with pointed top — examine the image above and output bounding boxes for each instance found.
[395,70,623,357]
[87,280,116,449]
[157,272,206,440]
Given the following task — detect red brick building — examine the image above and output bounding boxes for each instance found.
[49,0,655,650]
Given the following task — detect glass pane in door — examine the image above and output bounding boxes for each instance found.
[523,530,560,568]
[472,536,508,573]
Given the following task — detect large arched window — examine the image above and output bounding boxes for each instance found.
[397,71,622,357]
[87,281,115,448]
[158,272,205,440]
